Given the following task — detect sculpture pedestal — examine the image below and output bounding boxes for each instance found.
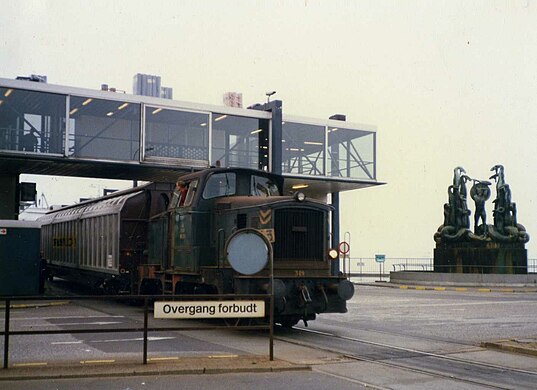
[434,241,527,274]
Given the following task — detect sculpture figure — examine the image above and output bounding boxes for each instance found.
[458,174,471,229]
[435,165,529,244]
[435,165,529,274]
[470,180,491,235]
[447,167,471,229]
[434,167,472,243]
[488,165,528,243]
[452,166,465,188]
[490,165,505,190]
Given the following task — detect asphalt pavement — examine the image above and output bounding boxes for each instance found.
[2,279,537,382]
[356,280,537,357]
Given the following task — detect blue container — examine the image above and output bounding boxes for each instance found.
[0,220,41,296]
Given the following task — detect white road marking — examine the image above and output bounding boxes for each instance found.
[11,315,125,321]
[91,336,175,343]
[352,300,537,308]
[24,321,122,327]
[398,300,537,307]
[51,336,174,346]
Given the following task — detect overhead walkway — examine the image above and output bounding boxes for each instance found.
[0,77,382,218]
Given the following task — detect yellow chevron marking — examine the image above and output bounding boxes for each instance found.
[259,209,271,218]
[259,209,272,225]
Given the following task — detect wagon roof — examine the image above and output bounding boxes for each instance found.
[38,190,144,223]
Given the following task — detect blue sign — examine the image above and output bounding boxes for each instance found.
[375,254,385,263]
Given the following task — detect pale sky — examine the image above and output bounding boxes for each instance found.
[2,1,536,258]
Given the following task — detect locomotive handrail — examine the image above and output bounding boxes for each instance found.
[1,293,273,369]
[217,228,225,268]
[216,198,333,212]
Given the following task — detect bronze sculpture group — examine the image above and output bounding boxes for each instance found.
[434,165,529,244]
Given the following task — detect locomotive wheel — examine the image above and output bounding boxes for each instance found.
[102,280,120,295]
[175,282,218,295]
[196,284,218,294]
[139,279,162,295]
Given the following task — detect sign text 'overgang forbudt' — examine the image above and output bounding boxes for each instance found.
[154,301,265,319]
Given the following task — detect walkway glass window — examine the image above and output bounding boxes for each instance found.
[211,114,268,170]
[68,97,140,161]
[327,127,375,180]
[282,122,325,176]
[144,106,209,164]
[0,87,65,154]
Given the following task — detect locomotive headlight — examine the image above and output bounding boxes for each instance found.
[294,192,306,202]
[328,248,339,260]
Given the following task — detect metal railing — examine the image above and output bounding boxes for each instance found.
[347,257,537,276]
[348,257,432,276]
[421,264,535,274]
[1,293,274,369]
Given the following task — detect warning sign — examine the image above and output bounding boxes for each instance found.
[154,300,265,319]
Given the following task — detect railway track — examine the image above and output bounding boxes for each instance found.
[275,326,537,389]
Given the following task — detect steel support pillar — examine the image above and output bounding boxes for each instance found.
[329,114,346,276]
[249,100,283,175]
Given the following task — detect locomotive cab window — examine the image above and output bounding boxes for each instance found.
[183,179,198,207]
[251,175,280,197]
[170,184,182,209]
[202,173,236,199]
[170,179,199,208]
[169,192,180,209]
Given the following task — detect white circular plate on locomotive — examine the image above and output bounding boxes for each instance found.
[226,230,268,275]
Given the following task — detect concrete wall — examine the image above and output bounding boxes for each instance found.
[390,271,537,287]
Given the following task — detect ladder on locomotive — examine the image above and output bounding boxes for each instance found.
[163,273,174,295]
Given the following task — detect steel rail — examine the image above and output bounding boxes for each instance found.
[276,326,537,390]
[297,327,537,375]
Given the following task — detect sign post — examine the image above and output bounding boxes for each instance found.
[338,241,350,277]
[375,254,385,281]
[226,229,274,361]
[153,228,274,361]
